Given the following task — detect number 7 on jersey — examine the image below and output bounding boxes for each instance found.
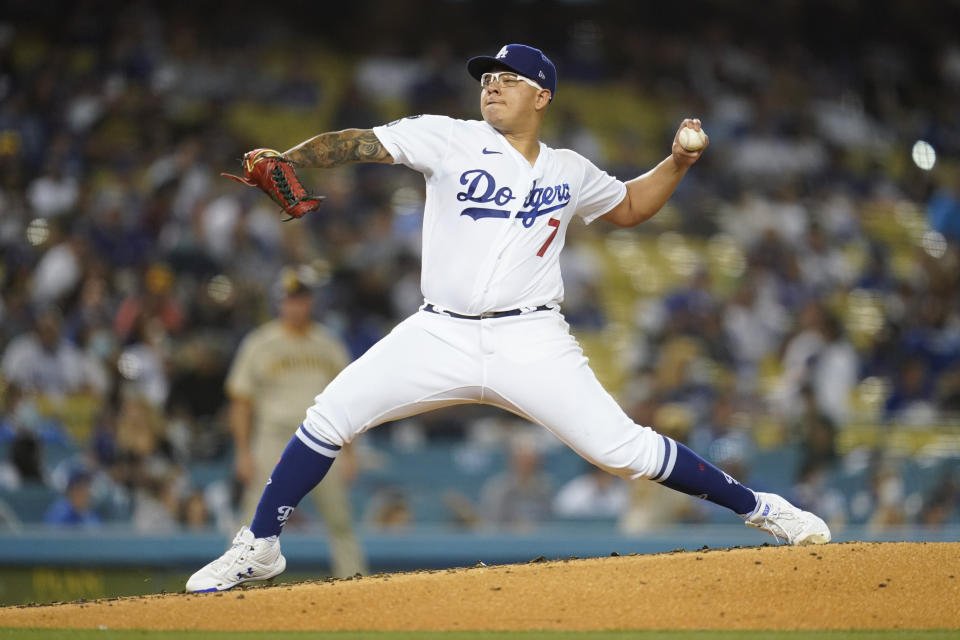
[537,218,561,257]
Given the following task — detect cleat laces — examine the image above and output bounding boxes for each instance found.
[745,507,798,544]
[208,532,254,576]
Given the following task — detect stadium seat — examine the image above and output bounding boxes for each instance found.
[0,485,61,524]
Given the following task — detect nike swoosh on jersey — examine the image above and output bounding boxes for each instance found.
[481,148,502,155]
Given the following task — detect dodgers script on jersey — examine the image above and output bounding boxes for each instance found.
[372,115,627,315]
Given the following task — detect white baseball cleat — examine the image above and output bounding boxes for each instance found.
[186,526,286,592]
[744,492,831,546]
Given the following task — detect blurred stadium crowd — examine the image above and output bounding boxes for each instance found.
[1,1,959,537]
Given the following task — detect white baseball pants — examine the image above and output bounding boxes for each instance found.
[301,308,666,480]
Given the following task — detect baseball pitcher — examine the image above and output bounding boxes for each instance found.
[187,44,830,593]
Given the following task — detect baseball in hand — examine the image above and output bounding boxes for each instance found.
[678,126,707,152]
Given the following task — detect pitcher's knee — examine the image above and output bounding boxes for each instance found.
[302,396,355,449]
[585,424,665,481]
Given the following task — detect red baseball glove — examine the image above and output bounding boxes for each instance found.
[221,148,325,219]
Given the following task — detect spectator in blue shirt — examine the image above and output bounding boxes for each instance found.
[44,468,101,528]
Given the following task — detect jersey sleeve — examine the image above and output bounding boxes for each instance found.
[372,114,455,176]
[575,157,628,224]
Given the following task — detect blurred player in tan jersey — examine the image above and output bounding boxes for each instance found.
[225,267,367,578]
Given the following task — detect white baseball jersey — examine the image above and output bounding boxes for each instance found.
[372,115,626,314]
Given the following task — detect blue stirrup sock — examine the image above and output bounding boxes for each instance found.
[652,435,759,516]
[249,425,341,538]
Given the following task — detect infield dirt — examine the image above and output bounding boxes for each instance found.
[2,542,958,631]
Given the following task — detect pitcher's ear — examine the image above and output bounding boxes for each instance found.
[536,89,552,110]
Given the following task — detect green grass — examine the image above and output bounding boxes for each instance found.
[1,631,958,639]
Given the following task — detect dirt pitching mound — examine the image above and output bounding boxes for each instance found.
[2,542,958,631]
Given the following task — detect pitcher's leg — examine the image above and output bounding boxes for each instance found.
[250,435,336,538]
[252,312,482,538]
[486,314,757,514]
[301,312,483,448]
[486,338,663,480]
[489,363,760,513]
[491,344,831,543]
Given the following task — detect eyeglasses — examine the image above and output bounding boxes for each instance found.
[480,71,544,91]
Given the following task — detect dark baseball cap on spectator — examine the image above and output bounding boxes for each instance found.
[467,44,557,100]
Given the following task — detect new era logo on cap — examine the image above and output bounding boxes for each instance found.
[467,44,558,100]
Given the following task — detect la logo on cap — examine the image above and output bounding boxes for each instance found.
[496,46,509,59]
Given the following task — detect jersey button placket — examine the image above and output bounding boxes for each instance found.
[486,165,531,309]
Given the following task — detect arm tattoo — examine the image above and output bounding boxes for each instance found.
[283,129,392,168]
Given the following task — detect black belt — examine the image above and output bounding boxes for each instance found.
[423,303,552,320]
